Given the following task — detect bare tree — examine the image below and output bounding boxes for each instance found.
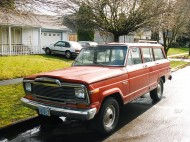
[63,0,168,42]
[159,0,190,54]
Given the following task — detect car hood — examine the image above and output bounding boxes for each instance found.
[25,66,126,84]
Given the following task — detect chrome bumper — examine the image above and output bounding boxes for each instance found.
[21,98,97,120]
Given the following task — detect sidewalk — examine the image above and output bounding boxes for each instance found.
[0,78,23,86]
[168,53,189,58]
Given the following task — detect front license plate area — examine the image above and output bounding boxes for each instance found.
[39,106,50,116]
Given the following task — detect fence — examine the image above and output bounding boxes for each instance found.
[0,45,43,56]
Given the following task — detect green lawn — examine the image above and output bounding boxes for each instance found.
[0,55,73,80]
[0,84,36,127]
[170,61,189,69]
[167,48,189,56]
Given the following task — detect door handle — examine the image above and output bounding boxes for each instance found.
[143,65,147,68]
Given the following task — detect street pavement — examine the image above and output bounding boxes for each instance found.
[0,65,190,142]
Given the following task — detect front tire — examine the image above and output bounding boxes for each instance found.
[45,48,51,55]
[150,78,164,102]
[97,97,119,135]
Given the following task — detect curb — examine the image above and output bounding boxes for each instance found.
[0,116,40,134]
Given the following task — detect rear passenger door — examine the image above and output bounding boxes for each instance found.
[126,47,149,99]
[153,48,168,81]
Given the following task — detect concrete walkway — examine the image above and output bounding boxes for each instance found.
[168,53,189,58]
[169,58,190,62]
[0,78,23,86]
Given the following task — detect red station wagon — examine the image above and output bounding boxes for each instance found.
[21,43,172,135]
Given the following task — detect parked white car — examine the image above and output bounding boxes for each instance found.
[43,41,83,59]
[78,41,98,48]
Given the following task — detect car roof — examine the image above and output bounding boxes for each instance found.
[105,42,163,47]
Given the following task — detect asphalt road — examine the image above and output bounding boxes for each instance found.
[1,66,190,142]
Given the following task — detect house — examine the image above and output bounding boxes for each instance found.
[0,11,69,55]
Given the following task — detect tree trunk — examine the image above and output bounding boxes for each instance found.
[162,32,168,56]
[113,34,119,42]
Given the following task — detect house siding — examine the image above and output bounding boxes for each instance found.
[22,27,39,46]
[62,31,68,41]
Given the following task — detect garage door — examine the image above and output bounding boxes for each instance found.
[41,32,61,47]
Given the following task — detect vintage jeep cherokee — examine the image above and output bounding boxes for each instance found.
[21,43,172,135]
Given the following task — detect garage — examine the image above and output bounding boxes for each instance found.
[41,32,62,47]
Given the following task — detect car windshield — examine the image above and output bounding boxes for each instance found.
[73,46,127,66]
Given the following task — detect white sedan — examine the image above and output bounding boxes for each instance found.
[43,41,83,59]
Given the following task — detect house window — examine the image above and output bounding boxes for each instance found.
[11,28,22,44]
[49,33,51,36]
[53,33,56,36]
[44,33,47,36]
[57,34,60,36]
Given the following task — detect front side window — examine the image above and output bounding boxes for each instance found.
[154,48,165,60]
[142,48,154,63]
[127,47,142,65]
[55,41,65,47]
[73,46,127,66]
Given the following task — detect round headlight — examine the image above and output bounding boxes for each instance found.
[25,83,32,92]
[75,88,85,99]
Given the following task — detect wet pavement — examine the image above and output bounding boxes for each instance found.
[1,66,190,142]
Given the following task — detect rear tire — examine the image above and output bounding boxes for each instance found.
[150,78,164,102]
[96,97,119,135]
[65,51,72,59]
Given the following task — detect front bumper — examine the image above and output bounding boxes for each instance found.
[21,98,97,120]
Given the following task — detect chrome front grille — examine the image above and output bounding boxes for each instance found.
[32,84,76,100]
[23,77,90,104]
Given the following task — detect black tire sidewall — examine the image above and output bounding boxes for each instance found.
[150,78,164,101]
[45,48,51,55]
[65,51,71,59]
[98,97,119,135]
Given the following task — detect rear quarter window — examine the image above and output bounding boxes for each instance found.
[154,48,165,60]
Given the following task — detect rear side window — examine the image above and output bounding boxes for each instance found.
[142,48,154,63]
[154,48,165,60]
[127,47,142,65]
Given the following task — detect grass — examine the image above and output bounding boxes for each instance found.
[0,55,73,80]
[167,47,189,56]
[0,83,36,127]
[170,61,189,69]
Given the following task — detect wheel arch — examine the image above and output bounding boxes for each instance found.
[100,89,124,111]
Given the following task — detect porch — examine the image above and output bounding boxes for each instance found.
[0,44,42,55]
[0,26,43,56]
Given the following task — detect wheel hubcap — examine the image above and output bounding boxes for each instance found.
[66,52,70,58]
[157,82,162,98]
[103,105,115,128]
